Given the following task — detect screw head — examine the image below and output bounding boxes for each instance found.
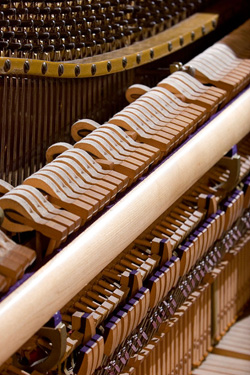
[136,53,141,64]
[202,26,206,36]
[150,49,154,59]
[122,57,127,68]
[91,64,96,75]
[58,64,64,76]
[4,59,11,72]
[23,61,30,73]
[107,61,112,72]
[179,36,184,46]
[168,42,172,52]
[75,65,80,77]
[212,19,217,28]
[191,31,195,41]
[41,62,47,74]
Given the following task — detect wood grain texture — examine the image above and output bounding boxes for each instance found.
[0,88,249,365]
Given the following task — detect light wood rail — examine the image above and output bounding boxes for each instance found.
[0,88,249,365]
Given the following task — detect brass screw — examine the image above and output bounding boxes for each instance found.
[24,61,30,73]
[91,64,97,75]
[4,59,11,72]
[107,61,112,72]
[41,62,47,74]
[75,65,80,77]
[122,57,127,68]
[58,64,64,76]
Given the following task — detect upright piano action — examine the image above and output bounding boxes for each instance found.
[0,1,249,374]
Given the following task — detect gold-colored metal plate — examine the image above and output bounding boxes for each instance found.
[0,13,218,78]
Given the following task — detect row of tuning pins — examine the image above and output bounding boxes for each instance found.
[0,0,207,60]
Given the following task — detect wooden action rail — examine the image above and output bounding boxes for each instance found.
[54,157,240,323]
[0,86,249,366]
[45,145,248,323]
[1,135,242,296]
